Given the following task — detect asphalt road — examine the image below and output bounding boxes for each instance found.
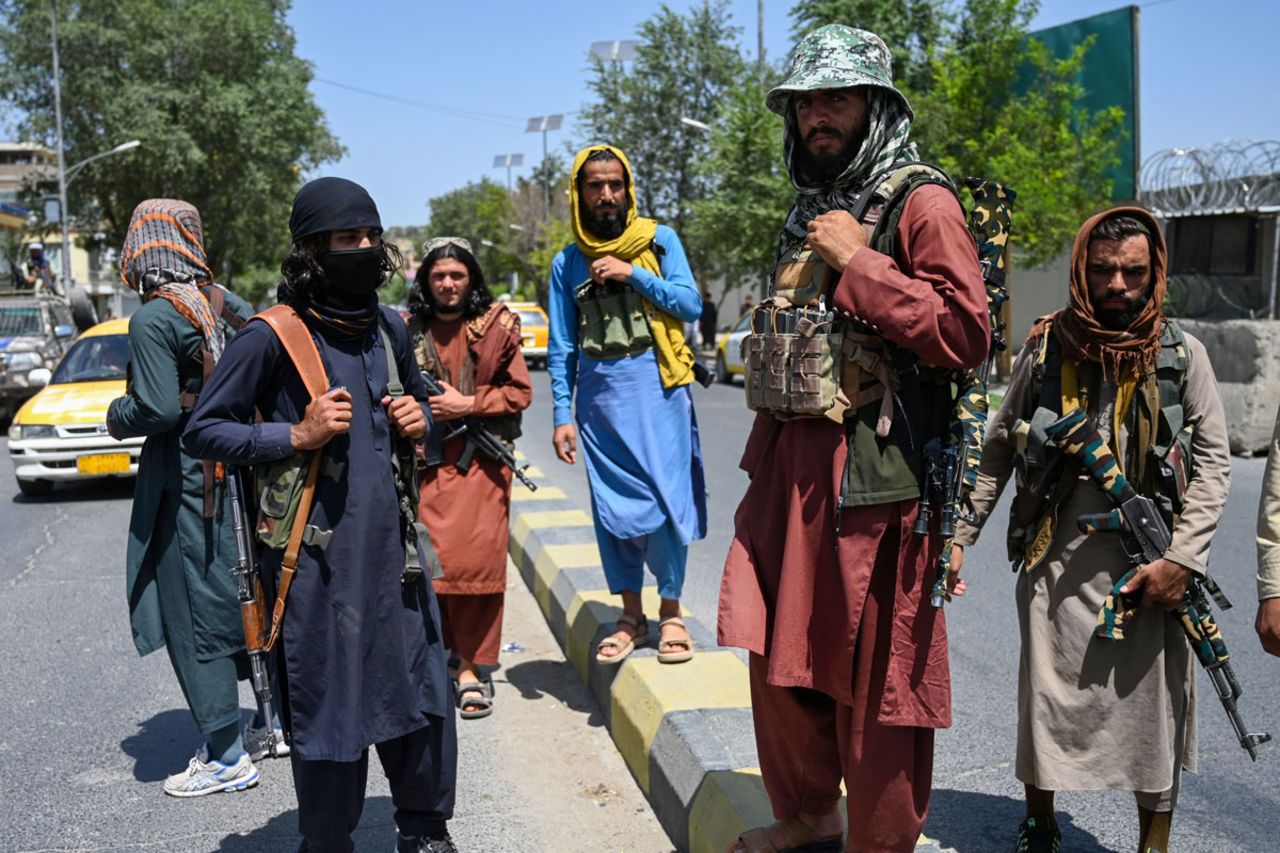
[0,439,674,853]
[519,365,1280,853]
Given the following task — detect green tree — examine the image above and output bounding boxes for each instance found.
[687,69,791,300]
[788,0,1123,267]
[579,1,747,237]
[0,0,342,303]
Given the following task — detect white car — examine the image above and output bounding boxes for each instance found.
[7,317,143,496]
[713,312,752,384]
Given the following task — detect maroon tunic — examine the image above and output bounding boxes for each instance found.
[717,184,988,728]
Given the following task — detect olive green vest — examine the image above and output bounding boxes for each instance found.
[770,163,965,506]
[1006,319,1193,568]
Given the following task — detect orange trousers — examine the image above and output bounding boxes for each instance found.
[748,533,935,853]
[437,592,504,667]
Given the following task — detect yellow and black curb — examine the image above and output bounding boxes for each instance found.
[508,461,950,853]
[508,465,774,853]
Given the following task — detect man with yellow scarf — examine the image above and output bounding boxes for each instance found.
[547,145,707,666]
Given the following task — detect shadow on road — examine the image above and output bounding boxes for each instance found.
[11,476,134,504]
[501,659,606,727]
[214,797,397,851]
[927,788,1109,853]
[120,708,203,782]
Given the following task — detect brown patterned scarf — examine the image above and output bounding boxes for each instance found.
[1050,205,1168,380]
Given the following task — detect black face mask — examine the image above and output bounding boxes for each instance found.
[321,247,384,297]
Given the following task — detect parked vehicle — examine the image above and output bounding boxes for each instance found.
[7,317,142,496]
[509,301,549,369]
[0,289,81,420]
[714,312,751,384]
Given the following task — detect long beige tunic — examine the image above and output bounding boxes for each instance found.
[1255,403,1280,599]
[955,330,1231,796]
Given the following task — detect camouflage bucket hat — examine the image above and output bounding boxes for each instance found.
[766,24,912,119]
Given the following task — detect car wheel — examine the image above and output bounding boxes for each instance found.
[16,478,54,498]
[68,287,99,332]
[715,353,732,384]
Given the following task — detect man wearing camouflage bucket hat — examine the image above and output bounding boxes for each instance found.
[718,25,988,853]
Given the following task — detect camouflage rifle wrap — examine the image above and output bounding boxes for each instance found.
[927,179,1015,607]
[1044,406,1271,760]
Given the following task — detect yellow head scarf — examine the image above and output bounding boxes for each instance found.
[569,145,695,388]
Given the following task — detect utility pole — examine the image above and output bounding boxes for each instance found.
[49,0,70,293]
[757,0,765,80]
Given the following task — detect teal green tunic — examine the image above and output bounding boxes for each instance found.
[108,291,253,730]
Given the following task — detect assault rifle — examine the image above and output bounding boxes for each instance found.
[421,371,537,492]
[225,466,282,759]
[924,179,1015,607]
[1044,406,1271,761]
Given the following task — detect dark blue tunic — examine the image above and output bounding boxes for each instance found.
[183,304,450,762]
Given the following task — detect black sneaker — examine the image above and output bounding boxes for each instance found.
[1013,816,1061,853]
[397,832,458,853]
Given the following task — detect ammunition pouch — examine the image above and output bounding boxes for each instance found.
[743,301,848,422]
[254,452,333,552]
[575,279,653,359]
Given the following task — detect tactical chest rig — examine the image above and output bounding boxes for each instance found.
[1007,319,1195,573]
[744,163,964,507]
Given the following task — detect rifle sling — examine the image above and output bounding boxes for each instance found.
[253,305,330,652]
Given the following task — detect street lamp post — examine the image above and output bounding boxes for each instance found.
[525,114,564,217]
[48,1,139,291]
[492,153,524,192]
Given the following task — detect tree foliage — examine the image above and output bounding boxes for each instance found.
[578,1,746,237]
[0,0,342,302]
[686,69,791,299]
[788,0,1123,267]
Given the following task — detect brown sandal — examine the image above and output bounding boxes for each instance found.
[730,819,843,853]
[595,613,648,665]
[657,616,695,664]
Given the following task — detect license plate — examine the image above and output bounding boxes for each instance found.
[77,453,131,475]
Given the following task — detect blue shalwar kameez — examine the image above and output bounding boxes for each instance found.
[184,303,455,851]
[548,224,707,598]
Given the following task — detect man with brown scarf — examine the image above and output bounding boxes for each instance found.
[951,207,1232,853]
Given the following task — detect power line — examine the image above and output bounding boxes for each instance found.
[313,78,525,129]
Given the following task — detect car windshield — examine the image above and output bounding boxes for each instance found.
[51,335,131,384]
[517,310,547,328]
[734,313,751,333]
[0,305,42,336]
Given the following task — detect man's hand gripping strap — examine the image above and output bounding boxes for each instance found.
[255,305,328,652]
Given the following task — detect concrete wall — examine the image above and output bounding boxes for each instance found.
[1180,318,1280,455]
[1009,252,1071,355]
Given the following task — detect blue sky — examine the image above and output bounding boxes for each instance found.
[288,0,1280,227]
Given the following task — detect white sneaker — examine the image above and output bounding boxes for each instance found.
[244,723,290,761]
[163,745,259,798]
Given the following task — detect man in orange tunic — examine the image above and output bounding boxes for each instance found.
[410,237,532,719]
[717,25,988,853]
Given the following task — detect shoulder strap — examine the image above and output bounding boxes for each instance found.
[255,303,329,653]
[866,163,961,260]
[254,304,329,400]
[378,322,404,397]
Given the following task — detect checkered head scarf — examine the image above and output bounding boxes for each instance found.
[120,199,225,361]
[770,25,919,249]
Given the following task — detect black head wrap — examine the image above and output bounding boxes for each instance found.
[289,177,382,243]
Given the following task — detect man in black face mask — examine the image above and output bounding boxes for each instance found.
[184,177,459,853]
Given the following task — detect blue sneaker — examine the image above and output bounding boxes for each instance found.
[163,745,259,798]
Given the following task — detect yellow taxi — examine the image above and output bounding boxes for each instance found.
[509,301,549,369]
[7,317,142,496]
[714,311,752,384]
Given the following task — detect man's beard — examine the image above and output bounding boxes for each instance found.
[580,197,629,240]
[794,126,865,186]
[1092,293,1148,331]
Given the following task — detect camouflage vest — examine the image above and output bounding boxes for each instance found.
[746,162,962,506]
[408,309,523,449]
[1006,319,1193,570]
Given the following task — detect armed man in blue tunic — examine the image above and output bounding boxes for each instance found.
[184,178,458,853]
[547,145,707,667]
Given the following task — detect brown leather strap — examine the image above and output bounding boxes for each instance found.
[264,450,322,652]
[255,304,329,400]
[252,304,330,652]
